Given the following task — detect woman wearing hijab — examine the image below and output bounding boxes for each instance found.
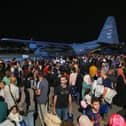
[81,74,92,100]
[115,68,126,111]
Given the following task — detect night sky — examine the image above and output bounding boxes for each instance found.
[0,7,125,43]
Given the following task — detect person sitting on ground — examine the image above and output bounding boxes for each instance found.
[8,105,27,126]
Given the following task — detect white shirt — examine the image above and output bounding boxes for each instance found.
[37,80,41,89]
[0,89,4,98]
[0,119,18,126]
[8,112,22,122]
[85,94,91,105]
[69,72,78,86]
[4,84,19,110]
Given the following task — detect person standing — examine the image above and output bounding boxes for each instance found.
[86,97,105,126]
[36,73,49,126]
[4,76,19,110]
[114,68,126,117]
[53,75,72,120]
[2,70,11,86]
[45,68,55,110]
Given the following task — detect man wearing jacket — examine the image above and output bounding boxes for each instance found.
[36,73,49,126]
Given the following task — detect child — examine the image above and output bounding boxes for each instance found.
[81,88,92,115]
[84,88,92,106]
[8,105,26,126]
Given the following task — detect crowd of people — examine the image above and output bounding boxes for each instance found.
[0,54,126,126]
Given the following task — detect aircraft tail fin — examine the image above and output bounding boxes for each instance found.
[97,16,119,44]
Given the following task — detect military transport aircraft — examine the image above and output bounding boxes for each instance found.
[0,16,120,57]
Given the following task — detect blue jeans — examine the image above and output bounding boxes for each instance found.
[22,112,34,126]
[26,112,34,126]
[20,120,27,126]
[56,108,68,120]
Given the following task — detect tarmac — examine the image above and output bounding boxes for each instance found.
[35,102,123,126]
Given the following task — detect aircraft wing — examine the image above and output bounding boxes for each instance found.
[0,38,71,47]
[0,38,74,56]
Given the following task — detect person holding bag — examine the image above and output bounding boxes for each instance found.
[81,88,92,115]
[36,73,49,126]
[4,76,19,110]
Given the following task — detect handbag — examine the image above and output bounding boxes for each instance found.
[80,99,87,108]
[95,84,104,97]
[44,112,62,126]
[104,88,117,104]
